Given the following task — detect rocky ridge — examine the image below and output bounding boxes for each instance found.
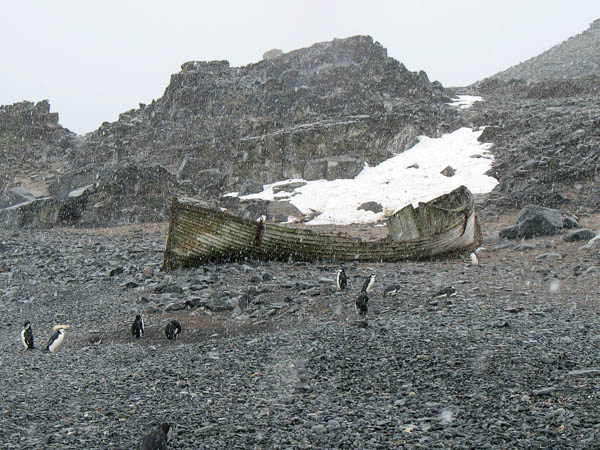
[490,19,600,82]
[2,23,600,229]
[457,79,600,216]
[1,36,460,228]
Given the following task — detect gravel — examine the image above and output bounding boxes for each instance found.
[2,216,600,449]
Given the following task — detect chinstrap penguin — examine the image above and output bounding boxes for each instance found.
[165,320,182,340]
[355,292,369,320]
[46,325,70,353]
[21,321,34,350]
[384,284,402,297]
[141,423,173,450]
[336,268,347,291]
[131,314,144,338]
[432,286,457,299]
[362,274,376,293]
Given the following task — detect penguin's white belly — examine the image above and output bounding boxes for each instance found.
[48,332,65,352]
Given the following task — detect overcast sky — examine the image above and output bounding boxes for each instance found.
[2,1,599,135]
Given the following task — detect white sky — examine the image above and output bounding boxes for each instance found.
[238,97,498,225]
[1,1,599,134]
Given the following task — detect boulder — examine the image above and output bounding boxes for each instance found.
[0,187,46,208]
[357,201,383,214]
[499,205,564,240]
[303,156,364,181]
[0,197,61,229]
[263,49,284,60]
[266,201,305,222]
[563,229,596,242]
[563,216,581,229]
[440,166,456,177]
[273,181,307,194]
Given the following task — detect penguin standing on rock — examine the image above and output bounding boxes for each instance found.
[131,314,144,338]
[336,268,347,291]
[140,423,173,450]
[46,325,70,353]
[21,321,34,350]
[165,320,182,340]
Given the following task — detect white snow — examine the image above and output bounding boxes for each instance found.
[236,127,498,225]
[448,95,483,109]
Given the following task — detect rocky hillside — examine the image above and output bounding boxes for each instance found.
[490,19,600,82]
[78,36,454,191]
[1,36,461,227]
[461,82,600,216]
[462,17,600,216]
[3,24,600,229]
[0,100,76,205]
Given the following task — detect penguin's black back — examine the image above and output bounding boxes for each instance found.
[165,320,182,340]
[46,329,60,352]
[355,292,369,317]
[23,324,34,350]
[131,315,144,338]
[337,268,347,290]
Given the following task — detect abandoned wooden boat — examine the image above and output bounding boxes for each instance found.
[162,185,482,270]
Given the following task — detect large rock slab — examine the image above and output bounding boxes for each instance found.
[499,205,564,239]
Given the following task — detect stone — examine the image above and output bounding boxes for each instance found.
[440,166,456,177]
[0,197,62,229]
[263,48,284,60]
[563,216,581,229]
[272,181,307,194]
[357,201,383,214]
[499,205,564,240]
[0,186,46,209]
[563,229,596,242]
[266,201,305,223]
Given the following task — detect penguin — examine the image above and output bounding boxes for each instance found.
[384,284,402,297]
[140,423,173,450]
[362,274,376,293]
[46,325,70,353]
[432,286,457,299]
[165,320,182,340]
[336,268,347,291]
[88,334,103,345]
[469,252,479,266]
[355,291,369,319]
[21,321,34,350]
[131,314,144,338]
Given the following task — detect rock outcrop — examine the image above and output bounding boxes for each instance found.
[0,100,75,200]
[2,36,461,228]
[74,35,455,194]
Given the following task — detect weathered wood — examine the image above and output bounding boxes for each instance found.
[162,185,482,270]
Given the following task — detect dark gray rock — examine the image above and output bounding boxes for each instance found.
[440,166,456,177]
[357,201,383,214]
[272,181,307,194]
[563,216,581,229]
[499,205,564,240]
[563,229,596,242]
[0,197,62,229]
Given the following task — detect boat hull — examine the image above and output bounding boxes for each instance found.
[162,186,482,270]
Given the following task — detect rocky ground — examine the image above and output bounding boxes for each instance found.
[2,211,600,449]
